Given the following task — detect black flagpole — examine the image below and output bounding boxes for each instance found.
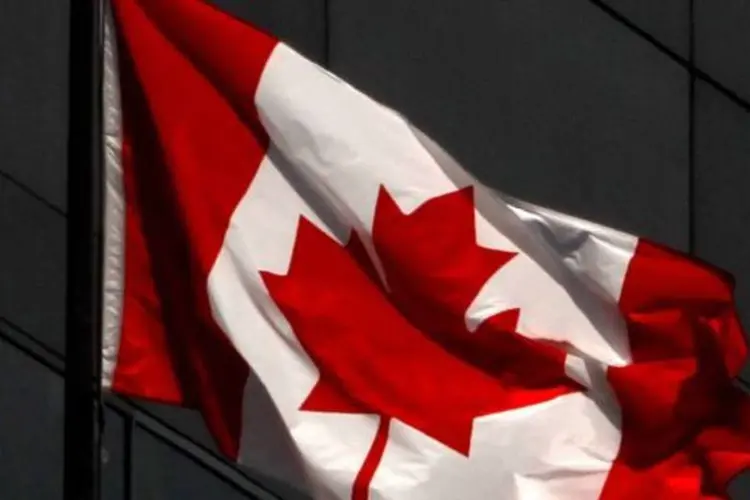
[64,0,105,499]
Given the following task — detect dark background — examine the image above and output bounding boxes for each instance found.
[1,0,750,498]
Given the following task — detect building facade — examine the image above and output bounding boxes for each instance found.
[1,0,749,498]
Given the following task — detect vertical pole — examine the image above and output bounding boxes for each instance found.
[64,0,105,499]
[687,0,696,256]
[123,414,135,500]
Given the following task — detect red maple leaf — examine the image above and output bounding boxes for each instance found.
[260,187,579,499]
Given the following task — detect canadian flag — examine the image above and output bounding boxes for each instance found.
[101,1,750,498]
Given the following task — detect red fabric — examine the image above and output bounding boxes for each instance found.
[602,240,750,499]
[132,0,271,131]
[109,1,750,493]
[113,73,186,406]
[352,417,391,500]
[261,188,579,494]
[111,0,277,458]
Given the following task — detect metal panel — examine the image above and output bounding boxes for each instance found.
[729,472,750,500]
[695,1,750,102]
[0,315,125,500]
[132,425,271,500]
[210,0,327,63]
[0,0,69,211]
[0,179,66,354]
[596,0,689,56]
[329,0,690,249]
[0,338,63,499]
[134,401,217,452]
[102,408,126,500]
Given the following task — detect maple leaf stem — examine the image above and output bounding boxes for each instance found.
[352,416,391,500]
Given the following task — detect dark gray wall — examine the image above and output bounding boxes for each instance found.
[1,1,748,498]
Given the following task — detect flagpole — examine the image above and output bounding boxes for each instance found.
[64,0,105,499]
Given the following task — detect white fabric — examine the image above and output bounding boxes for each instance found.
[204,44,640,499]
[101,3,125,389]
